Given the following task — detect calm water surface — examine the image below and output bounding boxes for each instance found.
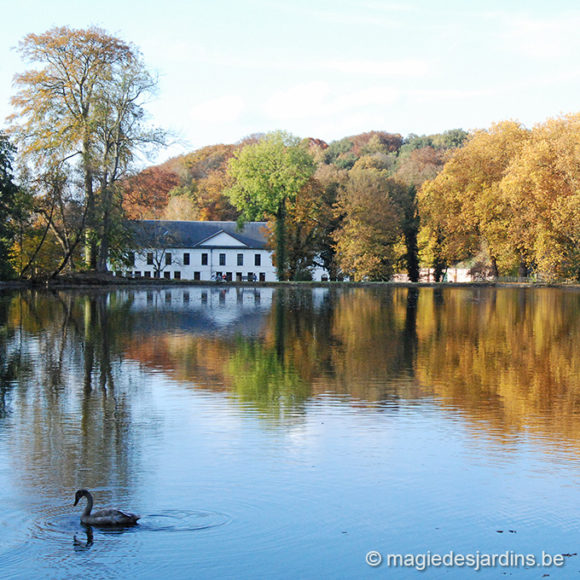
[0,286,578,579]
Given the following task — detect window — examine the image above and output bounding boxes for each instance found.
[236,272,242,282]
[201,253,208,266]
[254,253,261,266]
[183,253,190,265]
[194,271,201,281]
[237,253,244,266]
[226,272,232,281]
[219,253,226,266]
[174,271,181,279]
[134,271,141,278]
[164,271,171,279]
[128,252,135,266]
[247,272,254,282]
[144,271,151,278]
[165,252,172,266]
[259,273,266,282]
[147,252,154,265]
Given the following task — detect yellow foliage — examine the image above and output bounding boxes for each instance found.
[334,167,401,280]
[418,115,580,280]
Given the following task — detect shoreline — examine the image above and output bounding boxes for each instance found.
[1,274,579,291]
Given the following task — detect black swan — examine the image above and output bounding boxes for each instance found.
[74,489,140,526]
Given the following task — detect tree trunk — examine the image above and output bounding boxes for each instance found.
[51,198,92,278]
[83,139,97,270]
[432,232,446,282]
[275,200,287,281]
[518,257,528,278]
[19,205,54,279]
[490,256,499,278]
[51,235,84,278]
[403,187,420,283]
[96,186,112,272]
[404,226,419,282]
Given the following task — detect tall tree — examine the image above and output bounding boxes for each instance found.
[500,114,580,280]
[333,166,401,281]
[9,26,165,275]
[0,134,21,278]
[418,122,530,276]
[226,131,315,280]
[392,148,445,282]
[394,133,466,282]
[311,163,348,280]
[271,176,332,280]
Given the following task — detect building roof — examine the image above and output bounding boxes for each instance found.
[129,220,269,249]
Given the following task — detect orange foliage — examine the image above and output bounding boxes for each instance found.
[122,167,179,219]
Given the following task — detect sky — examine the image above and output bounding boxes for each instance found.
[1,0,579,163]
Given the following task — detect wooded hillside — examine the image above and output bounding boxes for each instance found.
[5,27,577,283]
[120,116,579,283]
[120,129,466,281]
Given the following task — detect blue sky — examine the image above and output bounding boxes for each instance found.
[1,0,579,163]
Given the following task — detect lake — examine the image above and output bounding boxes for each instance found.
[0,285,578,579]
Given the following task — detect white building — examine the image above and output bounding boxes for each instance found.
[116,220,279,282]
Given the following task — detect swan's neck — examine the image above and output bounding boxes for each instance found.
[82,493,93,517]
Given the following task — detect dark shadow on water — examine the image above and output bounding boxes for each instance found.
[40,509,230,551]
[72,521,140,550]
[73,526,93,550]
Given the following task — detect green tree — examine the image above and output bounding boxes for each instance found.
[0,134,21,278]
[226,131,315,280]
[271,176,333,281]
[9,26,165,275]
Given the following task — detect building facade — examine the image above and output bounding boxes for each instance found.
[116,220,278,281]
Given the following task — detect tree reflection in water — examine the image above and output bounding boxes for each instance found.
[118,286,580,449]
[1,285,579,487]
[0,289,143,503]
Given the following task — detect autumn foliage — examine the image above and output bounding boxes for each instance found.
[418,115,580,281]
[122,167,179,219]
[3,24,578,282]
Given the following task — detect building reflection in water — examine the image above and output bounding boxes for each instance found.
[1,285,579,498]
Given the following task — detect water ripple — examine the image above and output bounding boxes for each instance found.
[138,509,231,532]
[33,508,231,540]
